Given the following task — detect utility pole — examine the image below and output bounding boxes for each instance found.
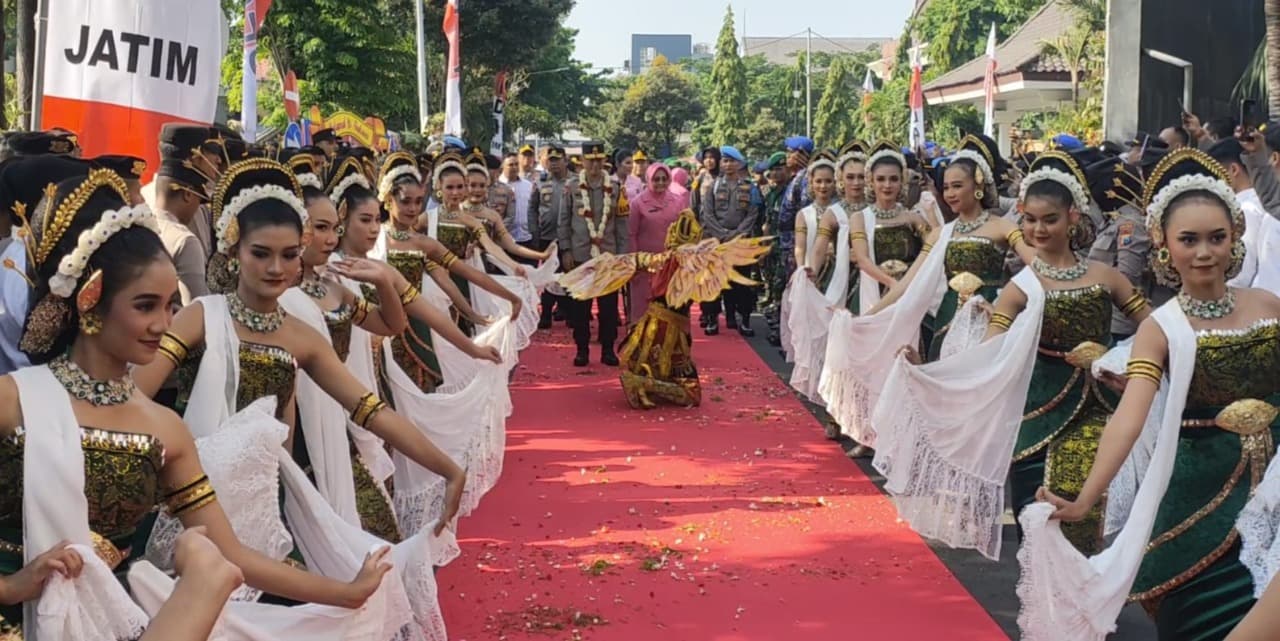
[414,0,429,135]
[805,28,812,139]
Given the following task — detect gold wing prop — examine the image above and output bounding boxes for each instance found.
[665,236,773,308]
[557,252,640,300]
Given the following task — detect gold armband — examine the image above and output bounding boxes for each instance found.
[1120,292,1149,317]
[496,227,511,240]
[1006,229,1025,247]
[920,242,934,255]
[424,259,442,272]
[164,474,218,516]
[988,312,1014,331]
[399,284,420,306]
[353,298,371,325]
[350,392,388,428]
[158,332,191,368]
[440,251,460,270]
[816,226,835,239]
[1124,358,1164,386]
[850,231,867,242]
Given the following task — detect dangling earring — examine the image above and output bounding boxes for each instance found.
[79,311,102,335]
[1156,247,1170,264]
[1069,225,1079,237]
[228,257,240,274]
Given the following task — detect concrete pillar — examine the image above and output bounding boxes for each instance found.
[996,112,1013,158]
[1103,0,1142,143]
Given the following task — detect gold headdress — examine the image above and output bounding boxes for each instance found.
[1142,148,1244,286]
[207,159,309,293]
[665,209,703,249]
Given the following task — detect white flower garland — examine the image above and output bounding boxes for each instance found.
[866,149,907,171]
[215,185,310,253]
[1145,174,1245,237]
[329,172,370,205]
[949,149,995,186]
[808,159,838,175]
[1019,167,1090,212]
[431,159,466,187]
[50,205,160,298]
[377,165,423,202]
[837,152,867,170]
[296,173,324,191]
[577,172,616,258]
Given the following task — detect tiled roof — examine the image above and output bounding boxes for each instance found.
[922,0,1078,92]
[742,36,891,65]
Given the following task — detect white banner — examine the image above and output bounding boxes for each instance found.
[42,0,224,122]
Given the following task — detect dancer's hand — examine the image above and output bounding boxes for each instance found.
[343,547,392,608]
[468,342,503,364]
[1036,486,1090,522]
[803,265,815,282]
[435,473,466,536]
[1098,370,1128,394]
[514,264,528,277]
[897,345,923,365]
[329,257,390,285]
[466,310,495,327]
[0,541,83,605]
[507,296,524,321]
[174,526,243,593]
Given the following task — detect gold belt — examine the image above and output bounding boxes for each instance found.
[0,532,127,570]
[1181,399,1279,435]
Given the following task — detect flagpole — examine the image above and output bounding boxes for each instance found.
[28,0,50,128]
[443,0,463,136]
[805,28,812,139]
[414,0,429,135]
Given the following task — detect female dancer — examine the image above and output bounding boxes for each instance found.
[819,135,1035,453]
[0,170,389,638]
[1022,149,1280,641]
[462,150,551,267]
[836,141,868,232]
[870,151,1151,560]
[627,163,685,322]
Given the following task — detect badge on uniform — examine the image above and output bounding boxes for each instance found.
[1118,221,1135,247]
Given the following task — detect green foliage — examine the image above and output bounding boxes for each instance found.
[739,108,787,160]
[506,27,607,139]
[583,57,703,157]
[905,0,1046,72]
[708,5,748,142]
[813,57,857,148]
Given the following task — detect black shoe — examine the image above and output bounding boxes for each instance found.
[573,350,589,367]
[738,324,755,338]
[553,309,566,321]
[538,316,553,330]
[725,315,738,330]
[767,330,781,346]
[823,421,841,440]
[848,444,875,459]
[601,350,619,366]
[704,321,719,336]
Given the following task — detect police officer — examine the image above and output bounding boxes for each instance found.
[529,143,577,328]
[698,145,763,336]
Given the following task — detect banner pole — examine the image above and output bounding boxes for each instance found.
[30,0,50,129]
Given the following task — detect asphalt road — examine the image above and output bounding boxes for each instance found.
[733,313,1158,641]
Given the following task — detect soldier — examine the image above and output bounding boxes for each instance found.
[777,136,814,284]
[758,152,790,345]
[559,141,628,366]
[530,143,577,328]
[1085,156,1168,340]
[312,127,339,160]
[698,145,763,336]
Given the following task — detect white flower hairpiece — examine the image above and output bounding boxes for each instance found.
[296,173,324,191]
[377,165,423,202]
[1145,173,1245,239]
[49,205,160,298]
[216,184,310,253]
[1019,167,1090,212]
[949,149,995,186]
[807,159,838,175]
[431,159,467,189]
[837,152,867,170]
[866,149,907,172]
[329,172,371,205]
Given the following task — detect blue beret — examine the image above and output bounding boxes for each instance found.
[1052,133,1084,150]
[442,135,467,150]
[784,136,814,154]
[720,145,745,164]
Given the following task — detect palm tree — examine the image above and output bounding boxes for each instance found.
[1268,0,1280,117]
[1041,25,1093,104]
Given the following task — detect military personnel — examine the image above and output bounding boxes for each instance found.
[1085,156,1168,339]
[559,141,628,367]
[758,152,789,345]
[530,143,577,328]
[698,145,763,336]
[312,127,339,160]
[778,136,814,280]
[154,131,217,304]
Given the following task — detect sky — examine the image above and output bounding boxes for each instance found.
[566,0,917,71]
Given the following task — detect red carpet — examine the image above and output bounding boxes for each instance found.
[438,321,1007,641]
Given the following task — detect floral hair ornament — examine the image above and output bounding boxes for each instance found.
[1141,148,1245,286]
[865,140,907,173]
[430,153,468,190]
[1018,151,1091,212]
[295,172,324,191]
[215,184,310,253]
[329,172,370,209]
[948,149,994,187]
[377,152,423,203]
[49,204,160,299]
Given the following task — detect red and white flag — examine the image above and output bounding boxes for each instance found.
[443,0,463,136]
[40,0,225,179]
[283,69,300,122]
[241,0,272,143]
[861,68,876,127]
[982,23,998,137]
[908,34,925,150]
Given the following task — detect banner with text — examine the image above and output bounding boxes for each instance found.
[40,0,225,178]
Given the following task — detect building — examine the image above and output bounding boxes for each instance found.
[629,34,693,75]
[742,36,889,65]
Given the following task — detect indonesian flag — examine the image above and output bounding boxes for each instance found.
[862,68,876,127]
[982,23,998,137]
[443,0,463,136]
[283,69,300,122]
[39,0,225,180]
[241,0,272,143]
[908,34,925,150]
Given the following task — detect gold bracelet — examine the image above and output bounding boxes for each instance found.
[496,227,511,240]
[920,242,934,255]
[1120,292,1149,317]
[1006,229,1025,247]
[424,259,441,272]
[440,251,460,270]
[350,392,388,428]
[399,284,420,306]
[988,312,1014,331]
[353,298,371,325]
[164,474,218,516]
[1124,358,1164,385]
[850,231,867,242]
[816,227,834,239]
[158,332,190,367]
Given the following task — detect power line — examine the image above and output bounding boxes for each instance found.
[808,31,876,57]
[740,29,811,55]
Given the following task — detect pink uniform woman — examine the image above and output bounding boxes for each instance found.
[627,164,687,320]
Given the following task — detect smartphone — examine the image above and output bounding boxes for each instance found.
[1241,99,1259,132]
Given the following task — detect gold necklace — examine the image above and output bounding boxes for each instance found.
[227,291,286,333]
[50,354,134,406]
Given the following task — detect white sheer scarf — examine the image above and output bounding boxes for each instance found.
[820,222,955,444]
[783,204,849,401]
[278,287,361,526]
[857,208,882,313]
[1240,454,1280,597]
[13,365,149,641]
[1016,300,1196,640]
[870,268,1043,560]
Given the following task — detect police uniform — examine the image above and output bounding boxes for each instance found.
[529,144,578,327]
[698,148,763,335]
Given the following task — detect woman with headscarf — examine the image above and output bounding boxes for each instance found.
[627,163,686,322]
[690,146,721,214]
[670,166,691,209]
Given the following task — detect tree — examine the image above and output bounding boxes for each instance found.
[1268,0,1280,117]
[15,0,34,128]
[813,57,858,147]
[504,27,607,138]
[708,5,748,143]
[617,56,704,156]
[740,108,786,160]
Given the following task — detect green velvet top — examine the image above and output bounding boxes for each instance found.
[383,249,443,392]
[874,223,924,266]
[178,341,298,418]
[323,301,355,363]
[944,236,1005,284]
[435,220,479,259]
